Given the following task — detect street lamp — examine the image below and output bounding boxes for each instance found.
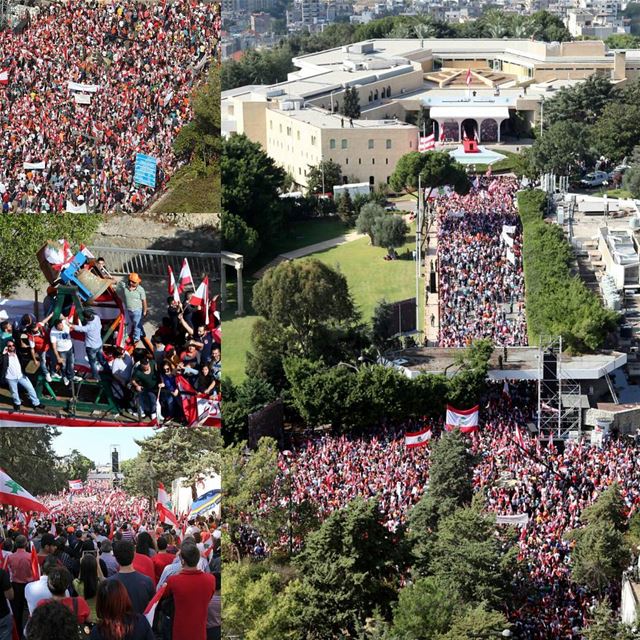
[540,96,545,137]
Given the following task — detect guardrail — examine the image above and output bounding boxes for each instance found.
[91,246,220,280]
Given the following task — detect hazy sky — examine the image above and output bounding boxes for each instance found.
[51,427,156,465]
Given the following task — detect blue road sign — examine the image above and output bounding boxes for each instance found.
[134,153,158,188]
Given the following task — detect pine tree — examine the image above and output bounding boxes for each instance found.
[341,86,361,119]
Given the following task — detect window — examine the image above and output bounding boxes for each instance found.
[368,139,374,149]
[358,158,362,165]
[374,90,378,101]
[286,127,292,136]
[269,120,272,129]
[372,158,375,165]
[387,85,391,96]
[298,167,302,175]
[386,139,392,149]
[311,135,317,146]
[297,131,300,140]
[341,139,347,149]
[330,139,336,149]
[381,88,386,99]
[386,158,389,165]
[279,124,282,133]
[346,158,349,165]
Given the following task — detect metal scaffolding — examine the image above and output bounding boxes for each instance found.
[537,336,583,441]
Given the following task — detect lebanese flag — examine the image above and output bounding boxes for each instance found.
[144,583,168,626]
[502,380,510,400]
[418,134,435,152]
[0,469,50,513]
[0,69,8,86]
[176,374,199,424]
[68,479,83,492]
[189,397,222,428]
[445,405,479,433]
[189,277,208,308]
[156,483,180,529]
[178,258,195,294]
[207,295,219,331]
[404,427,432,448]
[168,266,180,304]
[30,544,40,580]
[439,129,445,142]
[465,68,472,86]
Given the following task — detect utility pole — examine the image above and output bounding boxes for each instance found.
[416,175,422,336]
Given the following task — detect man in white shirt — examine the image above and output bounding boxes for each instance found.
[25,556,67,614]
[0,340,41,411]
[49,317,75,386]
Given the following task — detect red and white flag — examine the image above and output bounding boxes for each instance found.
[168,266,181,304]
[189,276,209,308]
[439,129,445,143]
[30,544,40,581]
[445,405,479,433]
[144,583,168,626]
[404,427,432,448]
[156,483,180,529]
[514,425,526,449]
[0,470,50,513]
[178,259,195,294]
[68,479,84,492]
[0,70,8,86]
[502,380,510,400]
[465,68,472,86]
[418,133,435,152]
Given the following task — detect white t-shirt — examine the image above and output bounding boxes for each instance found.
[5,353,23,380]
[50,321,72,353]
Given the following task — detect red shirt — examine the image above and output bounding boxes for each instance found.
[164,569,215,640]
[37,597,90,623]
[133,553,156,587]
[6,549,33,584]
[152,553,174,583]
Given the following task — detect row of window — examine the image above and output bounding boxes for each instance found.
[329,157,390,166]
[329,139,393,150]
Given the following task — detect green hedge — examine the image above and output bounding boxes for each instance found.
[518,190,618,352]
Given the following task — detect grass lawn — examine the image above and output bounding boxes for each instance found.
[472,150,521,174]
[223,224,423,383]
[593,188,634,199]
[266,218,349,257]
[154,165,220,213]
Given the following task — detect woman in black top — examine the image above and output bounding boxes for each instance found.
[89,581,154,640]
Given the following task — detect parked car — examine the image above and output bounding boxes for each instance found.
[580,170,610,187]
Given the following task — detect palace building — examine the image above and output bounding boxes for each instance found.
[222,38,640,189]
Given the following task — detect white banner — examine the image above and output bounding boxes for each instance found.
[68,81,99,93]
[506,247,516,265]
[66,201,88,213]
[24,161,45,170]
[502,225,516,235]
[163,90,174,107]
[74,93,91,105]
[496,513,529,527]
[501,231,514,247]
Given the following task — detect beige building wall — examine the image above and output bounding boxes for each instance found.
[265,108,419,188]
[442,59,491,69]
[228,98,268,148]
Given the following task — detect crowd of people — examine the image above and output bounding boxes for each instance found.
[0,488,221,640]
[435,176,528,347]
[257,383,640,637]
[0,0,221,213]
[1,253,221,424]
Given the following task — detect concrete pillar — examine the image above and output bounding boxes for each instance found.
[220,262,227,311]
[497,119,502,143]
[236,266,245,316]
[457,120,462,142]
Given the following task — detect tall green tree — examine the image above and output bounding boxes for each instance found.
[531,121,592,175]
[591,102,640,163]
[542,75,614,129]
[428,498,518,609]
[371,214,409,249]
[0,428,66,495]
[356,202,386,243]
[221,134,286,250]
[340,86,361,119]
[306,160,342,195]
[221,45,295,90]
[438,604,510,640]
[336,190,356,225]
[173,66,220,166]
[0,216,101,297]
[60,450,94,483]
[290,498,406,639]
[390,151,469,197]
[221,211,260,262]
[251,259,359,359]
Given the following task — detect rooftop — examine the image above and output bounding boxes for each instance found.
[271,105,418,129]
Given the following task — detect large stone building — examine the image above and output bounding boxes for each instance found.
[222,38,640,189]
